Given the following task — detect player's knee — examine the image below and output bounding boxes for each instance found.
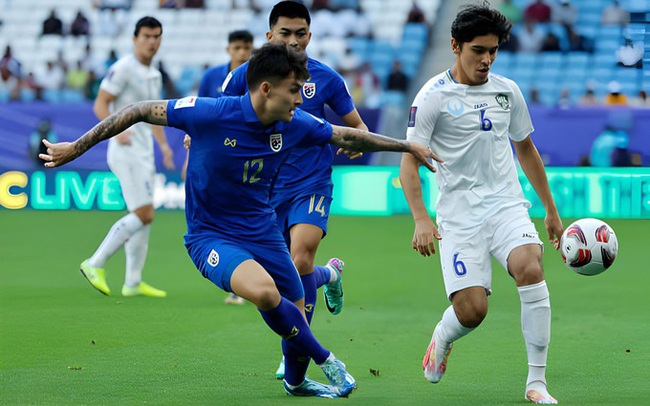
[291,250,316,276]
[134,206,155,224]
[250,286,281,310]
[457,305,487,328]
[513,260,544,286]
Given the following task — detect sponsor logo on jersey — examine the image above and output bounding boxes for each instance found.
[495,93,510,110]
[174,96,197,109]
[408,106,418,127]
[522,232,538,239]
[303,82,316,99]
[270,133,283,152]
[207,249,219,267]
[474,102,488,109]
[224,138,237,147]
[446,98,465,117]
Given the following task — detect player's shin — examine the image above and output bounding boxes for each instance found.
[282,339,311,386]
[300,273,317,325]
[518,280,551,386]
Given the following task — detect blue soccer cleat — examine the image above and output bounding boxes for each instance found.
[319,354,356,397]
[283,378,339,398]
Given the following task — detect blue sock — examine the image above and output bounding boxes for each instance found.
[300,273,317,325]
[258,297,329,364]
[282,340,310,386]
[313,265,331,289]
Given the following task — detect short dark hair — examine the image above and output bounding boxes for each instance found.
[134,16,163,37]
[269,1,311,29]
[246,43,309,89]
[451,2,511,45]
[228,30,254,43]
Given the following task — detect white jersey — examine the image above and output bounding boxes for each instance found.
[100,54,162,160]
[406,70,534,229]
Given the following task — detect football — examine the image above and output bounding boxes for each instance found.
[560,218,618,276]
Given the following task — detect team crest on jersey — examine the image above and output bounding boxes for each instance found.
[303,82,316,99]
[495,93,510,110]
[207,249,219,267]
[270,133,283,152]
[446,98,465,117]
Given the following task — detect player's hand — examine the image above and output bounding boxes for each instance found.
[336,147,363,160]
[39,139,78,168]
[408,143,443,172]
[412,218,441,257]
[545,211,564,250]
[160,144,175,170]
[183,134,191,150]
[115,130,133,145]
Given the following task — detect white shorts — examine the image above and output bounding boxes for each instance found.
[107,153,155,212]
[437,205,543,300]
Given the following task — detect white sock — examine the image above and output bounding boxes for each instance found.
[124,224,151,288]
[518,280,551,387]
[88,213,144,268]
[435,306,475,345]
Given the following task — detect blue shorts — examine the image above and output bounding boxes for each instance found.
[274,189,333,245]
[185,234,304,303]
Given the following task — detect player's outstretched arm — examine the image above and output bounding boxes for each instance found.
[329,125,442,172]
[39,101,169,168]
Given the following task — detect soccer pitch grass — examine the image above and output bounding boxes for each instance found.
[1,211,648,405]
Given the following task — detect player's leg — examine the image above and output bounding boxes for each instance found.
[289,223,324,324]
[423,223,490,383]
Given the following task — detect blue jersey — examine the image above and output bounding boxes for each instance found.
[198,63,231,98]
[223,57,355,205]
[165,95,333,243]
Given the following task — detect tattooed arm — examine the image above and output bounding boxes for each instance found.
[39,101,168,168]
[329,125,443,172]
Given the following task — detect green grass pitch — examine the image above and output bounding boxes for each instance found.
[1,211,648,405]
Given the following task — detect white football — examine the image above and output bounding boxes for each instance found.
[560,218,618,276]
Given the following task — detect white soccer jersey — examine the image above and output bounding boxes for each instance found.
[100,54,162,160]
[406,70,534,229]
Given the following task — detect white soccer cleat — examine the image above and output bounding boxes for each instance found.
[525,383,558,404]
[422,324,453,383]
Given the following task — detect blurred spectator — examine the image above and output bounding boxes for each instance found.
[629,90,650,108]
[601,0,630,26]
[407,1,426,24]
[158,60,179,98]
[35,61,65,91]
[578,88,599,106]
[337,48,361,75]
[29,119,58,166]
[566,25,592,52]
[70,10,90,36]
[42,10,64,36]
[312,0,331,11]
[529,87,542,105]
[55,50,68,72]
[81,44,104,76]
[616,39,643,68]
[499,0,523,24]
[105,49,119,72]
[499,31,519,52]
[524,0,552,23]
[518,20,545,53]
[556,88,571,109]
[66,60,89,90]
[0,65,20,101]
[95,0,132,9]
[589,126,630,167]
[0,45,21,78]
[352,61,380,108]
[159,0,205,7]
[97,8,126,37]
[21,72,43,100]
[540,31,561,52]
[605,81,627,105]
[387,60,409,92]
[351,4,371,38]
[85,71,102,100]
[552,0,578,28]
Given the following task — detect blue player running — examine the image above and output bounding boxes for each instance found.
[223,1,367,379]
[40,43,441,398]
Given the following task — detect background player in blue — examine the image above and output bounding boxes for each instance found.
[223,1,367,379]
[40,43,441,398]
[188,29,254,305]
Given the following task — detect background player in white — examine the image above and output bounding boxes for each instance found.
[80,16,175,298]
[399,3,564,404]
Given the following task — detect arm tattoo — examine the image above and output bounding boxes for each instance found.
[74,101,168,157]
[330,126,409,153]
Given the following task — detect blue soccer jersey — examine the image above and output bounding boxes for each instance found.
[165,95,333,244]
[223,57,355,205]
[198,63,231,98]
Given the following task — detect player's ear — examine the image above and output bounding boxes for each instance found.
[265,31,273,42]
[260,81,272,98]
[451,38,460,55]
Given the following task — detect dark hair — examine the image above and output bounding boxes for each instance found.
[246,43,309,89]
[451,2,511,45]
[134,16,163,37]
[269,1,311,29]
[228,30,254,43]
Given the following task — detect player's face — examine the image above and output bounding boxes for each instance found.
[266,73,304,122]
[227,40,253,67]
[266,17,311,52]
[133,26,162,65]
[451,34,499,86]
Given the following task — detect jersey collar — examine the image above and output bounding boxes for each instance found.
[240,93,260,123]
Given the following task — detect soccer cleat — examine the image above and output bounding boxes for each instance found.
[80,259,110,296]
[323,258,344,315]
[224,293,245,305]
[121,282,167,298]
[319,355,356,397]
[525,389,558,404]
[275,357,285,380]
[422,325,453,383]
[283,378,339,398]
